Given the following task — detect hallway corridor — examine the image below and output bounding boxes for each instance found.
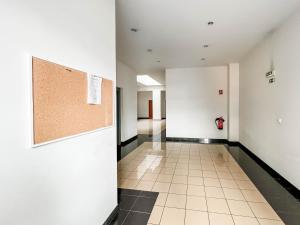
[116,142,291,225]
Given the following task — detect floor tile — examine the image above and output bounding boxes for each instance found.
[132,197,157,213]
[148,206,164,224]
[188,176,204,186]
[205,186,225,198]
[209,213,234,225]
[160,207,185,225]
[119,195,137,210]
[165,194,186,208]
[119,179,139,189]
[227,199,254,217]
[157,174,173,183]
[185,210,209,225]
[203,171,218,178]
[187,185,205,196]
[174,169,189,176]
[220,179,238,188]
[140,191,159,199]
[236,180,256,190]
[155,193,168,206]
[110,210,129,225]
[189,169,203,177]
[248,202,281,220]
[122,211,150,225]
[258,218,285,225]
[232,215,259,225]
[169,183,187,195]
[136,181,155,191]
[204,178,221,187]
[172,175,188,184]
[207,197,230,214]
[186,195,207,211]
[223,188,245,201]
[241,189,266,202]
[152,182,170,193]
[142,173,159,182]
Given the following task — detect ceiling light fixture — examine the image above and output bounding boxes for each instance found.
[130,28,139,32]
[208,21,214,26]
[137,75,161,86]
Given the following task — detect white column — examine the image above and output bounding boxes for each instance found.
[153,90,161,120]
[228,63,239,141]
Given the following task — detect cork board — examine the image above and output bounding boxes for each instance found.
[32,57,113,144]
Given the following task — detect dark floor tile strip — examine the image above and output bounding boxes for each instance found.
[227,145,300,225]
[111,189,159,225]
[230,143,300,200]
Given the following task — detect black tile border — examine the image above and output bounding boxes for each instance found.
[103,205,119,225]
[166,137,228,144]
[121,135,138,146]
[231,142,300,200]
[138,117,150,120]
[108,189,158,225]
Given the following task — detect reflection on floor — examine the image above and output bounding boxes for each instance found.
[138,119,166,135]
[117,142,286,225]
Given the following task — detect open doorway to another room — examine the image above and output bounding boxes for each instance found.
[137,90,166,136]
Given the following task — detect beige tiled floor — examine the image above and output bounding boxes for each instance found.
[118,142,285,225]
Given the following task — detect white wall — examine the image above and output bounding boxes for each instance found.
[137,91,152,118]
[228,63,240,141]
[161,91,166,119]
[0,1,117,225]
[138,85,166,92]
[153,90,162,120]
[166,67,228,139]
[116,61,138,141]
[240,9,300,189]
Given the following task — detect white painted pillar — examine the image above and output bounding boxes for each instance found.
[153,90,161,120]
[228,63,239,141]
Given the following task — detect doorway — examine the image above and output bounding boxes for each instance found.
[148,100,153,119]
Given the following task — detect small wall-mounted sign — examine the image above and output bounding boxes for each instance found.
[269,78,275,84]
[266,70,276,78]
[219,90,223,95]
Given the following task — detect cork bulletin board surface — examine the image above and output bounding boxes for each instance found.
[32,57,113,145]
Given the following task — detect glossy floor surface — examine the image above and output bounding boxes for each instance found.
[138,119,166,135]
[118,142,285,225]
[110,189,158,225]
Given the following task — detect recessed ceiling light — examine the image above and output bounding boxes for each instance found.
[201,58,206,61]
[130,28,139,32]
[137,75,161,86]
[147,49,153,52]
[208,21,214,26]
[203,44,209,48]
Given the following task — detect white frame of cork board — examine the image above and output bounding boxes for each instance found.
[27,55,114,148]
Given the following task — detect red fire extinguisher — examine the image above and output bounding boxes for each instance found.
[215,117,225,130]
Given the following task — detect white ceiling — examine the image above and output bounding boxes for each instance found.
[116,0,300,74]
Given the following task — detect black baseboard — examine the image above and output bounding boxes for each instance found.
[138,117,150,120]
[121,135,138,146]
[103,205,119,225]
[235,142,300,199]
[166,137,228,144]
